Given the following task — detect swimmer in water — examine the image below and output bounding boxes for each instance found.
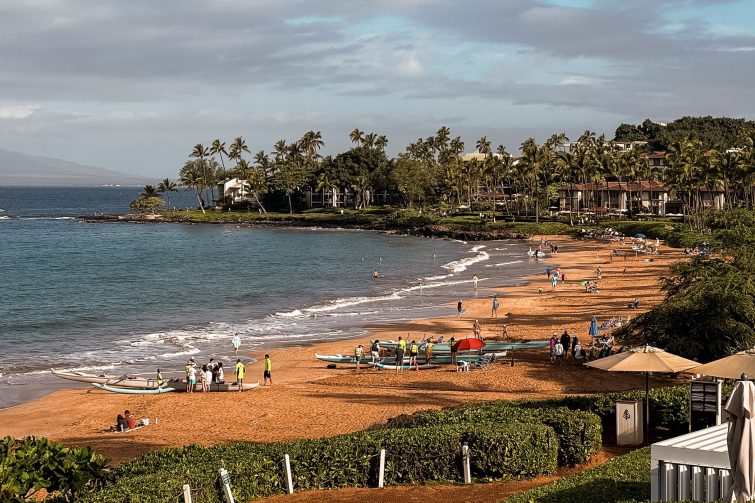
[373,270,380,278]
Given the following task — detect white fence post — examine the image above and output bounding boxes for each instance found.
[182,484,192,503]
[461,444,471,484]
[378,449,386,488]
[218,467,235,503]
[284,453,294,494]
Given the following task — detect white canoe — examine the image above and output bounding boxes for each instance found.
[176,381,260,392]
[372,363,440,371]
[53,369,179,389]
[92,383,176,394]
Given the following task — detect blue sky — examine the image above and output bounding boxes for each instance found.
[0,0,753,177]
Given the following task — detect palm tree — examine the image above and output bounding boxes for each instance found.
[316,171,339,208]
[156,178,178,208]
[363,133,377,149]
[140,184,160,198]
[300,130,324,163]
[476,136,491,155]
[190,144,213,206]
[272,139,288,163]
[349,128,364,147]
[210,139,228,172]
[351,174,371,209]
[179,160,206,213]
[375,135,388,152]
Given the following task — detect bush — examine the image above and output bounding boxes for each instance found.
[0,436,109,502]
[505,447,651,503]
[83,423,557,502]
[384,209,439,227]
[383,404,602,466]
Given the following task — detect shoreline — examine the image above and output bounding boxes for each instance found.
[0,235,684,464]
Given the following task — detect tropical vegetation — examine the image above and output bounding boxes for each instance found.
[156,116,755,222]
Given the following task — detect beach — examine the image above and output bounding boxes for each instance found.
[0,235,682,465]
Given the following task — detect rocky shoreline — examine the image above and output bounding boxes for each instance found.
[77,213,538,240]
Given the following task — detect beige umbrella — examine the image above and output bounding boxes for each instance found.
[688,350,755,380]
[585,345,699,444]
[724,380,755,502]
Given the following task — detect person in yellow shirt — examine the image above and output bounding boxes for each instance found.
[395,336,407,373]
[425,339,434,364]
[263,354,272,385]
[234,358,246,392]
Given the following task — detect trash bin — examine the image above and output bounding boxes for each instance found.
[616,399,644,445]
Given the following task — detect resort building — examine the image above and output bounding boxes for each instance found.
[216,178,251,205]
[558,181,725,216]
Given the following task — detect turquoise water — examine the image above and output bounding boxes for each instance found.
[0,187,538,407]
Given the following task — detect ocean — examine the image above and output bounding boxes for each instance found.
[0,186,540,408]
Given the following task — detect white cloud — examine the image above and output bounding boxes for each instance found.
[397,53,423,76]
[0,105,40,119]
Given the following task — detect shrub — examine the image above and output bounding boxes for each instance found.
[383,404,602,466]
[0,436,109,502]
[82,423,557,502]
[505,447,651,503]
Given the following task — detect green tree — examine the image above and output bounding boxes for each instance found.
[156,178,178,208]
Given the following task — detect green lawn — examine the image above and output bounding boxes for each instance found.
[504,447,650,503]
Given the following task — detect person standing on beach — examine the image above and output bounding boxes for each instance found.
[234,358,245,391]
[549,334,557,363]
[491,296,500,318]
[354,344,364,371]
[560,330,571,360]
[546,265,552,278]
[425,338,434,364]
[571,335,580,359]
[395,336,406,373]
[473,275,479,290]
[472,319,481,339]
[185,357,196,393]
[457,299,463,317]
[232,334,241,355]
[596,266,602,280]
[409,340,419,368]
[370,340,380,364]
[263,354,272,385]
[449,336,457,364]
[551,272,559,290]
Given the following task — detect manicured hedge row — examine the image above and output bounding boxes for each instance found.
[505,447,651,503]
[82,423,558,503]
[384,405,602,466]
[516,383,735,434]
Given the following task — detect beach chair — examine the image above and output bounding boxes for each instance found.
[471,353,495,370]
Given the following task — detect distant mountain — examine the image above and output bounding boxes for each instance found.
[0,147,153,186]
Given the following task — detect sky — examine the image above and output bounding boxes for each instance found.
[0,0,754,177]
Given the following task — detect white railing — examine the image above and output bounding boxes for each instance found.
[650,423,737,502]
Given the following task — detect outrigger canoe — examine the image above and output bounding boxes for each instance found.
[176,381,260,392]
[315,354,371,364]
[92,383,176,394]
[52,369,179,389]
[375,340,549,352]
[371,363,440,371]
[317,352,509,366]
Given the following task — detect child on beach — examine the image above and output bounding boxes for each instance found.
[457,300,463,317]
[216,362,224,384]
[263,354,272,385]
[232,334,241,355]
[472,320,481,339]
[200,365,210,392]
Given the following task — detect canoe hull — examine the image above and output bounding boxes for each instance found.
[92,383,175,394]
[175,381,260,392]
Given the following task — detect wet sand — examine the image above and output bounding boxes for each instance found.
[0,236,681,464]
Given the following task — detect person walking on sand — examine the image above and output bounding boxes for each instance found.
[457,299,463,317]
[491,296,500,318]
[354,344,364,371]
[472,319,481,339]
[234,358,246,391]
[560,330,571,360]
[596,266,602,280]
[370,340,380,364]
[546,265,552,278]
[263,354,272,385]
[231,334,241,355]
[473,274,479,290]
[551,272,559,290]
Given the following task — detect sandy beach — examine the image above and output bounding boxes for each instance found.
[0,236,682,464]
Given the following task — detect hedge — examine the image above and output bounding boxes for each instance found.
[505,446,651,503]
[383,404,602,466]
[82,423,558,503]
[515,383,735,434]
